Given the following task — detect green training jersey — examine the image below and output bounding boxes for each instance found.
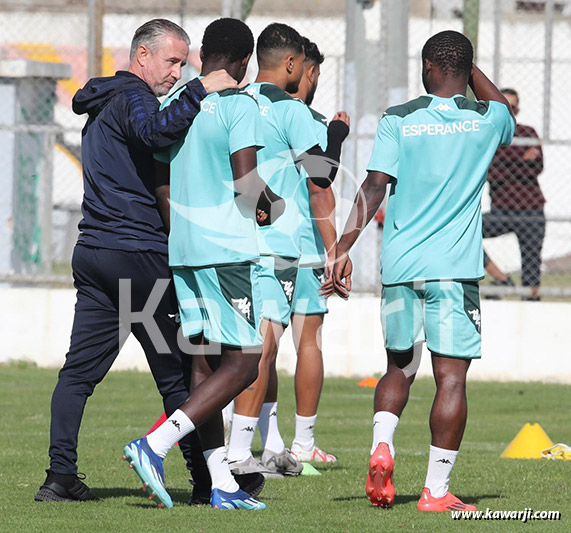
[246,82,321,258]
[295,105,329,266]
[156,85,264,268]
[367,94,515,285]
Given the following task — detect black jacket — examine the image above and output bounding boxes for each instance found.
[72,71,206,253]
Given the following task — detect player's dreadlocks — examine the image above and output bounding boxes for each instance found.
[422,30,473,79]
[202,18,254,62]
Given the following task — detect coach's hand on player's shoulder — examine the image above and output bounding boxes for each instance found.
[199,70,238,94]
[332,253,353,300]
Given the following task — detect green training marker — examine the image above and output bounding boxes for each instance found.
[301,462,321,476]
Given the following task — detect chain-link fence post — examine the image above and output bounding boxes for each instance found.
[88,0,105,79]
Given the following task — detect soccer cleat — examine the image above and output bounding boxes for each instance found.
[417,488,477,512]
[210,488,266,510]
[34,470,98,502]
[122,438,173,508]
[261,448,303,476]
[290,444,337,463]
[189,472,266,506]
[228,455,283,479]
[235,472,266,498]
[366,443,395,508]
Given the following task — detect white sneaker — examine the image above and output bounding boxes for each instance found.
[290,444,337,463]
[261,449,303,476]
[228,455,283,479]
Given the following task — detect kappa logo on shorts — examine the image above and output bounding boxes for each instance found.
[280,280,295,301]
[231,297,252,320]
[467,308,481,332]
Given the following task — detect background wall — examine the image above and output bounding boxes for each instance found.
[2,287,569,383]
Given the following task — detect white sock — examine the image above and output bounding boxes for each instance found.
[371,411,399,457]
[227,414,258,462]
[259,402,285,454]
[292,413,317,450]
[203,447,239,493]
[222,401,234,449]
[146,409,195,459]
[424,445,458,498]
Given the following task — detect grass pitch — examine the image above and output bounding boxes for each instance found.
[1,362,569,532]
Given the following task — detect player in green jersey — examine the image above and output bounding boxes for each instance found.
[123,18,283,510]
[254,38,344,464]
[227,24,349,477]
[333,31,515,512]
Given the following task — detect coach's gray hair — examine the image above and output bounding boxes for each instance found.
[129,19,190,61]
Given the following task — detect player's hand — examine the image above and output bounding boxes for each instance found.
[256,209,269,225]
[319,276,335,298]
[199,70,238,94]
[324,250,336,281]
[332,111,350,129]
[328,112,350,143]
[319,252,337,298]
[256,187,285,227]
[333,253,353,300]
[523,147,541,161]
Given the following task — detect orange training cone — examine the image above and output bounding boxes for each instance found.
[501,423,554,459]
[358,377,379,388]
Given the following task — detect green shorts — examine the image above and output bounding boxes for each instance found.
[173,262,263,349]
[292,266,328,316]
[257,255,299,327]
[381,280,481,359]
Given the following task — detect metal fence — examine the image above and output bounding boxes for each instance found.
[0,0,570,298]
[344,0,571,299]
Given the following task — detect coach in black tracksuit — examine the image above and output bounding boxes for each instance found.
[35,19,238,503]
